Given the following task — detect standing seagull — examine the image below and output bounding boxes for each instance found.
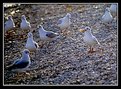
[37,25,59,47]
[4,15,15,31]
[109,4,117,17]
[25,32,39,52]
[38,25,59,41]
[102,7,113,24]
[57,13,71,35]
[6,49,31,72]
[20,15,31,34]
[79,27,101,53]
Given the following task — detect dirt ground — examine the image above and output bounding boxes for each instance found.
[4,3,118,85]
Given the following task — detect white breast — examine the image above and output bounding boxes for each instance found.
[25,39,37,51]
[5,20,15,31]
[102,12,113,23]
[21,21,30,30]
[58,18,70,29]
[83,34,97,46]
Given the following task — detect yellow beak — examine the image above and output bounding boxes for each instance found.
[79,29,85,33]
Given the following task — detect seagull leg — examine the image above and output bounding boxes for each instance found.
[88,46,96,53]
[98,47,104,56]
[64,29,67,35]
[91,47,96,53]
[32,51,36,59]
[30,52,34,62]
[35,50,38,58]
[39,41,44,48]
[14,72,30,79]
[61,29,65,35]
[13,72,25,79]
[60,29,63,34]
[61,28,69,37]
[36,49,40,57]
[47,41,50,47]
[88,46,92,53]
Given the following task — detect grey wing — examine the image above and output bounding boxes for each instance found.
[57,18,63,24]
[12,21,15,27]
[46,32,58,38]
[7,59,21,70]
[14,60,29,69]
[7,61,29,70]
[92,36,100,45]
[34,42,39,48]
[27,22,31,27]
[4,21,8,27]
[27,22,31,29]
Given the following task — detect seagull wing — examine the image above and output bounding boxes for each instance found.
[92,36,100,45]
[46,31,58,38]
[26,22,31,29]
[7,59,29,70]
[4,21,9,27]
[57,18,63,24]
[27,22,31,26]
[34,42,39,48]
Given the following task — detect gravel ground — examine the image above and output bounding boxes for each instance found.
[4,3,118,85]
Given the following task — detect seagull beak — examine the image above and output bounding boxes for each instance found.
[79,29,85,33]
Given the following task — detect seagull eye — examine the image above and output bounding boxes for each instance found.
[86,28,88,30]
[25,51,29,54]
[37,25,40,29]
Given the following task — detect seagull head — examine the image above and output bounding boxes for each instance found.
[22,49,30,55]
[8,15,12,20]
[66,13,71,19]
[37,25,43,30]
[105,7,110,13]
[27,32,33,38]
[79,27,91,33]
[21,15,26,20]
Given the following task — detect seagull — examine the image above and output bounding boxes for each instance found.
[37,25,60,48]
[38,25,59,41]
[57,13,71,35]
[20,15,31,33]
[102,7,113,24]
[6,49,31,72]
[25,32,39,52]
[4,15,15,31]
[57,13,71,29]
[79,27,101,53]
[109,4,117,17]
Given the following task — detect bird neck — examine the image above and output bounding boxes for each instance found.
[9,18,13,22]
[105,11,110,16]
[84,31,93,37]
[22,54,30,61]
[22,19,27,22]
[39,27,45,33]
[27,37,34,42]
[9,18,12,20]
[65,17,69,22]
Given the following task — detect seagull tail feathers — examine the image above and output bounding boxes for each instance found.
[6,65,14,71]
